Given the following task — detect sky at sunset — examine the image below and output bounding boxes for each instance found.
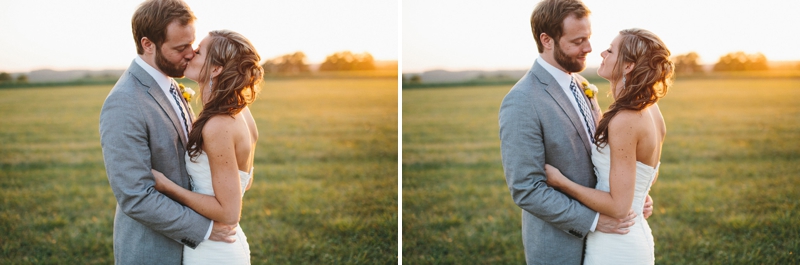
[0,0,398,73]
[3,0,798,74]
[403,0,800,73]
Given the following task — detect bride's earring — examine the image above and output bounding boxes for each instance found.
[622,76,626,89]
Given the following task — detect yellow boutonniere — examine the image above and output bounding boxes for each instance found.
[582,81,599,109]
[178,83,195,102]
[582,81,598,99]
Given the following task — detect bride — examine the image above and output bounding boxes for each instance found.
[151,30,263,264]
[544,28,673,264]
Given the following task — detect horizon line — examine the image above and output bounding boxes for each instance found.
[0,59,400,74]
[403,60,800,74]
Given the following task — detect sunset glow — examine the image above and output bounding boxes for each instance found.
[403,0,800,73]
[0,0,398,73]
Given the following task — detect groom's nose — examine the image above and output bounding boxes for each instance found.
[583,41,592,54]
[183,50,195,61]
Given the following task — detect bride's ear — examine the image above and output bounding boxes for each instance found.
[623,62,635,75]
[210,65,223,78]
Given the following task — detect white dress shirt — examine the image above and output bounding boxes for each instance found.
[133,55,212,241]
[536,56,601,232]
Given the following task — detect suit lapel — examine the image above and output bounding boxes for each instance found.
[128,62,189,147]
[531,62,592,154]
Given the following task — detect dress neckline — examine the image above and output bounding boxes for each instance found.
[636,161,660,171]
[189,151,253,176]
[593,143,660,171]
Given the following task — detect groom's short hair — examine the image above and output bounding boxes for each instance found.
[531,0,591,53]
[132,0,196,55]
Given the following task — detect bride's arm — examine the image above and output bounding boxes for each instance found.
[545,113,640,220]
[153,116,244,226]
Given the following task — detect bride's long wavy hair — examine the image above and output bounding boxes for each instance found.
[187,30,263,160]
[594,28,674,147]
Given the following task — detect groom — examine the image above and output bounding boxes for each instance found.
[100,0,235,264]
[499,0,650,264]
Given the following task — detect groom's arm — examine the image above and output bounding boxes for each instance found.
[499,89,596,238]
[100,90,211,248]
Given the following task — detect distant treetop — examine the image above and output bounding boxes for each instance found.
[262,51,311,75]
[714,52,768,72]
[319,51,375,71]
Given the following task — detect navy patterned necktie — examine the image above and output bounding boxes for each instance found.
[569,78,595,143]
[169,83,190,136]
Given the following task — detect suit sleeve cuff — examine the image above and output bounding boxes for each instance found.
[204,221,213,241]
[590,212,599,232]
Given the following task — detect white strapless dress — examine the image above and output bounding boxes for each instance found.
[182,152,252,265]
[584,144,659,265]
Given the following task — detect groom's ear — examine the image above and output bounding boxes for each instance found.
[540,33,554,51]
[141,37,155,55]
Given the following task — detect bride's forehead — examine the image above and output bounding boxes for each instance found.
[197,36,213,49]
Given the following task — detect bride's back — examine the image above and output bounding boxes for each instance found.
[634,104,665,168]
[235,107,257,172]
[202,109,257,173]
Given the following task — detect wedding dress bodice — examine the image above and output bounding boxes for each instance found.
[591,143,658,215]
[182,151,252,265]
[584,143,658,265]
[185,151,252,197]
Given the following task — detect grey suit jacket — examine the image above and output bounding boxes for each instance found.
[499,61,600,265]
[100,60,211,264]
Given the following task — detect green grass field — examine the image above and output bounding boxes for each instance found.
[402,78,800,264]
[0,78,398,264]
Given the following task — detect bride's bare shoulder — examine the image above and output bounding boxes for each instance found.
[608,109,645,125]
[202,114,248,142]
[607,109,652,138]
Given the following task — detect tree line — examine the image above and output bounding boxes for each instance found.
[0,72,28,84]
[262,50,376,76]
[673,51,792,75]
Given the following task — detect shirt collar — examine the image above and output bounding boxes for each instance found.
[536,56,575,90]
[134,55,174,92]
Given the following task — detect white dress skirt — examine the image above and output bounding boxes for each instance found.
[584,144,659,265]
[182,152,252,265]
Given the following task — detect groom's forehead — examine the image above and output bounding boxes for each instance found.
[163,21,196,46]
[561,16,591,37]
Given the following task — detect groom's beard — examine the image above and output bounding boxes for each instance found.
[554,41,586,73]
[156,47,187,78]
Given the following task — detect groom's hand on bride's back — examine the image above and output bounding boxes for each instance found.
[596,210,636,235]
[209,222,237,243]
[642,195,654,219]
